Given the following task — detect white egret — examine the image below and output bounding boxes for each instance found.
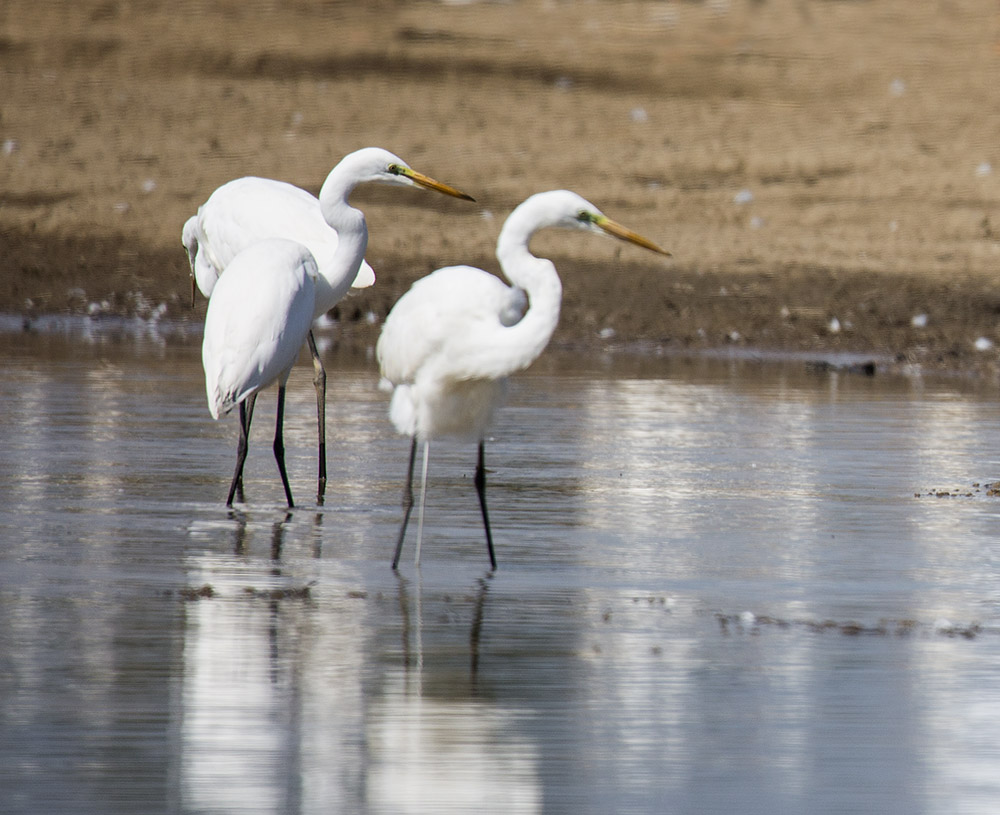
[184,147,475,503]
[377,190,671,569]
[202,238,319,508]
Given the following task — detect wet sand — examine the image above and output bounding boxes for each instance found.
[3,0,1000,375]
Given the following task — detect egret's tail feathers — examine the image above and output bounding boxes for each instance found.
[388,384,418,437]
[208,393,231,421]
[208,385,247,421]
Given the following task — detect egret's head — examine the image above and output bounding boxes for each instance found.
[181,216,200,307]
[520,190,671,256]
[341,147,475,201]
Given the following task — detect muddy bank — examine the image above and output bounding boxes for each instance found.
[7,221,1000,377]
[3,0,1000,376]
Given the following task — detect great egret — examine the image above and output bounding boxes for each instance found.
[184,147,475,503]
[377,190,671,569]
[202,238,318,508]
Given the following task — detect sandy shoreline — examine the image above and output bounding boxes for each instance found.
[3,0,1000,378]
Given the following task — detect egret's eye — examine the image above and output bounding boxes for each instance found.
[388,164,404,176]
[576,210,592,223]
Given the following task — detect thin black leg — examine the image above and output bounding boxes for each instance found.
[391,437,418,570]
[273,385,294,508]
[306,330,327,505]
[227,392,257,507]
[474,441,497,570]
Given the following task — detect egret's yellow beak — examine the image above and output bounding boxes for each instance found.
[398,167,476,202]
[596,216,671,256]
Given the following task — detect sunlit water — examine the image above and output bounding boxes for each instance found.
[3,326,1000,814]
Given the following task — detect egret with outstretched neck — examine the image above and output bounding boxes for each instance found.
[377,190,670,569]
[184,147,474,503]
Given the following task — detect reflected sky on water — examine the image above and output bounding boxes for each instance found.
[2,327,1000,814]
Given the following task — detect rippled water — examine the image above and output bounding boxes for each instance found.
[3,326,1000,814]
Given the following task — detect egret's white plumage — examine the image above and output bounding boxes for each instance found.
[183,175,373,306]
[202,238,319,507]
[186,146,474,503]
[379,266,529,441]
[184,147,470,308]
[377,189,671,569]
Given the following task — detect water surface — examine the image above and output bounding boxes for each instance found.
[2,328,1000,814]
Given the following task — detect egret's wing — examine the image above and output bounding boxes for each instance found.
[500,286,528,327]
[202,240,317,418]
[377,266,526,385]
[198,178,327,264]
[192,177,374,292]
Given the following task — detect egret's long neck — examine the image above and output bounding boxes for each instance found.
[494,211,563,372]
[315,171,369,312]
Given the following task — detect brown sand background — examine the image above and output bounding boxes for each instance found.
[3,0,1000,373]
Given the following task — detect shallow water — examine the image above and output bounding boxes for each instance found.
[2,327,1000,814]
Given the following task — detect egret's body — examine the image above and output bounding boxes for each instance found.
[185,147,474,504]
[202,238,318,507]
[377,190,670,569]
[183,176,374,306]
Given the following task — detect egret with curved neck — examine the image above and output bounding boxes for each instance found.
[184,147,474,503]
[377,189,670,569]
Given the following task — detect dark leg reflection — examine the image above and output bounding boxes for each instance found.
[470,574,491,687]
[394,571,419,675]
[311,512,323,560]
[226,508,294,559]
[394,570,494,690]
[228,507,249,555]
[270,511,292,562]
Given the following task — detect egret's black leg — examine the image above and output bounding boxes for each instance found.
[391,437,419,570]
[273,385,294,508]
[227,392,257,507]
[474,441,497,570]
[306,330,327,505]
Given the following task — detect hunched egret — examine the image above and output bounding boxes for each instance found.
[202,238,319,508]
[184,147,475,503]
[377,190,671,569]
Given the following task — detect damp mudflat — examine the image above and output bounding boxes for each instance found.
[2,325,1000,814]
